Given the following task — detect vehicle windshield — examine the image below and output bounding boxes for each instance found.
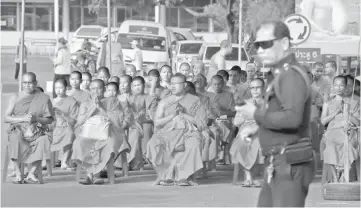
[179,43,203,54]
[76,27,103,39]
[204,46,248,61]
[117,33,166,52]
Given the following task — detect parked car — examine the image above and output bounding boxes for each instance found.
[69,25,106,54]
[167,27,196,41]
[173,40,204,72]
[118,20,173,70]
[199,43,250,73]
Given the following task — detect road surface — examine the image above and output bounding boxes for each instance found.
[1,55,360,207]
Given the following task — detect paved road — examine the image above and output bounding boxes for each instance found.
[1,55,360,207]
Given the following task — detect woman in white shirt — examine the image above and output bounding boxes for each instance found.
[53,37,71,98]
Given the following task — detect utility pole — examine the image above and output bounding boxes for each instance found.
[19,0,25,92]
[238,0,243,66]
[107,0,112,73]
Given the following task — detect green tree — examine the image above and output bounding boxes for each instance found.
[183,0,295,47]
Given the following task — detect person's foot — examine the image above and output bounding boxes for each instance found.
[99,170,108,178]
[160,179,175,186]
[54,160,61,168]
[93,177,105,185]
[176,179,190,186]
[79,176,92,185]
[187,180,199,186]
[217,159,226,165]
[241,180,252,187]
[251,180,262,188]
[24,174,41,184]
[12,174,24,184]
[152,178,162,186]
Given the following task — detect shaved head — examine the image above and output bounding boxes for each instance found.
[98,67,110,77]
[171,73,187,83]
[23,72,37,82]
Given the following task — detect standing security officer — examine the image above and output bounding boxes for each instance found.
[237,20,315,207]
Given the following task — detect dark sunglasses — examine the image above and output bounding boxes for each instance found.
[253,38,281,50]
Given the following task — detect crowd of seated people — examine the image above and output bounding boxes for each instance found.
[4,57,360,187]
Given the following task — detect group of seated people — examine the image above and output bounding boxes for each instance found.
[5,59,360,187]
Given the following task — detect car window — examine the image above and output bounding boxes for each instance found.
[174,32,187,41]
[179,43,203,54]
[76,27,103,38]
[117,33,166,51]
[204,46,248,61]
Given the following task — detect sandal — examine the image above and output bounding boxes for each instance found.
[93,178,105,185]
[176,180,190,186]
[99,170,108,178]
[12,176,24,184]
[160,179,174,186]
[251,180,262,188]
[24,177,41,184]
[241,180,252,187]
[79,176,92,185]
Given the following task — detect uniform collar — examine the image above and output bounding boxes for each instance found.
[271,53,296,74]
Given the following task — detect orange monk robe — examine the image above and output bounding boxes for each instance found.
[147,93,207,181]
[230,98,264,170]
[323,97,360,169]
[214,90,235,144]
[143,86,171,155]
[66,89,91,105]
[71,97,131,174]
[124,94,157,169]
[312,76,331,101]
[8,91,55,164]
[51,97,79,152]
[233,82,252,104]
[197,91,222,162]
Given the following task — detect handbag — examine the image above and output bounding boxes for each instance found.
[81,115,110,141]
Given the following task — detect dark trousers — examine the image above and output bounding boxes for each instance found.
[257,160,314,207]
[53,74,70,98]
[15,63,27,80]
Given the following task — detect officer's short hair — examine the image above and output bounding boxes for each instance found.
[256,20,291,45]
[326,61,337,69]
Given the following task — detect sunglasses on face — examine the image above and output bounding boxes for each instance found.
[253,38,280,50]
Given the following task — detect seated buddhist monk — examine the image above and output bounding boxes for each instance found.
[227,66,242,94]
[143,69,171,157]
[147,73,207,186]
[230,78,265,188]
[194,74,222,174]
[321,75,360,183]
[210,75,236,165]
[104,82,119,98]
[109,76,120,86]
[126,76,157,170]
[51,78,79,170]
[113,75,133,175]
[233,69,252,104]
[193,61,205,77]
[97,67,110,85]
[71,79,131,185]
[5,72,54,184]
[179,62,193,81]
[160,65,173,90]
[207,70,231,93]
[125,64,137,79]
[67,71,91,104]
[312,62,331,102]
[80,72,92,93]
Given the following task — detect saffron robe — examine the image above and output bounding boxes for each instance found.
[71,97,131,174]
[146,93,207,181]
[8,91,54,163]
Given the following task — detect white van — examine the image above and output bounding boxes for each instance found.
[117,20,172,70]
